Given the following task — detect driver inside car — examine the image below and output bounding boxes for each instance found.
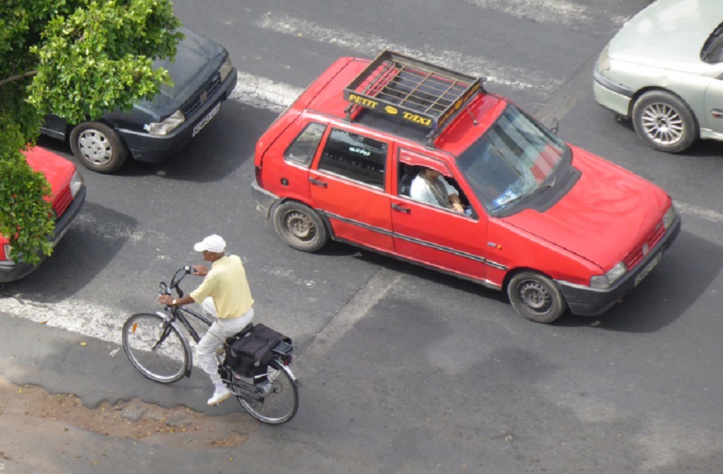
[410,167,466,213]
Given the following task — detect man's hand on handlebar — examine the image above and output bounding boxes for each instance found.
[159,294,175,306]
[159,293,194,307]
[192,265,208,276]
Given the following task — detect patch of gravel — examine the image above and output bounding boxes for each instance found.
[0,375,257,449]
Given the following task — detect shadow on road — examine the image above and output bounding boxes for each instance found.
[561,229,722,332]
[321,228,720,334]
[0,202,137,301]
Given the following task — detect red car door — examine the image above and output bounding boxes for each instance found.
[390,149,490,283]
[308,126,395,253]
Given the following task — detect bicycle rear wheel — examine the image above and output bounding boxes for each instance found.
[237,360,299,425]
[122,312,191,383]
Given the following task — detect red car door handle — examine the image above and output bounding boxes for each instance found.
[391,203,410,214]
[309,177,327,188]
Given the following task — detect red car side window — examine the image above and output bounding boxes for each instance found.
[284,122,327,167]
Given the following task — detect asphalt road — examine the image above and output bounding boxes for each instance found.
[1,0,722,472]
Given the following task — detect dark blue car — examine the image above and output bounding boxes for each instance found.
[41,27,238,173]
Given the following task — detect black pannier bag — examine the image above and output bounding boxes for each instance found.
[225,324,292,379]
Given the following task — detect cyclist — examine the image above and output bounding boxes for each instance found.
[158,234,254,406]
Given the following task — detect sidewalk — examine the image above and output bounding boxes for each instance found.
[0,312,266,474]
[0,310,375,474]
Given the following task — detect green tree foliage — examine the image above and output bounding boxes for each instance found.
[0,0,181,264]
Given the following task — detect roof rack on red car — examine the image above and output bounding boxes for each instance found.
[344,50,485,145]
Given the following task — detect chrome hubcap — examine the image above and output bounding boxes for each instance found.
[641,103,684,146]
[77,129,113,165]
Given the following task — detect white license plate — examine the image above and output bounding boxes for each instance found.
[634,252,662,286]
[192,102,221,137]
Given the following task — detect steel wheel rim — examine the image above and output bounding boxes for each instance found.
[77,129,113,165]
[641,102,684,146]
[284,211,316,242]
[519,280,552,314]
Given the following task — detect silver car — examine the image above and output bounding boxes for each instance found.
[593,0,723,153]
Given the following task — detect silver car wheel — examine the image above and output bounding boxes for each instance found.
[640,102,684,147]
[632,90,697,154]
[69,121,128,173]
[77,128,114,166]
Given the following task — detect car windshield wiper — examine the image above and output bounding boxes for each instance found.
[492,174,557,212]
[535,173,557,194]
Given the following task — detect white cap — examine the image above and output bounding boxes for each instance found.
[193,234,226,253]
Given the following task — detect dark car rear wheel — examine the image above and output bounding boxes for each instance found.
[70,122,129,173]
[632,90,698,154]
[273,201,329,252]
[507,271,567,324]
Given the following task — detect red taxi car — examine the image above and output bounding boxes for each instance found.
[251,51,680,323]
[0,147,86,282]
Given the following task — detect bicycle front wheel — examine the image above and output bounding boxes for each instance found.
[238,360,299,425]
[122,312,191,384]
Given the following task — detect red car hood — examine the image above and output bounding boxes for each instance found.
[24,146,75,201]
[504,146,671,270]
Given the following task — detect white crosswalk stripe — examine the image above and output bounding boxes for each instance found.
[230,72,303,113]
[675,202,723,223]
[3,296,122,348]
[463,0,628,26]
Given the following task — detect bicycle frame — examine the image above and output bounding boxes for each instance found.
[157,266,212,339]
[163,305,213,345]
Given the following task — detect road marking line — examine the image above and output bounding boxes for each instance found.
[230,72,303,113]
[464,0,628,26]
[299,268,402,363]
[256,12,561,93]
[1,296,122,347]
[675,202,723,223]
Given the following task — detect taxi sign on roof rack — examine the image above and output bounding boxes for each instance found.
[344,50,485,138]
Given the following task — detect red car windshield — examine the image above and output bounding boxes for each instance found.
[457,104,568,213]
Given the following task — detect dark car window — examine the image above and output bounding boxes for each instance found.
[318,128,388,189]
[284,122,327,166]
[701,22,723,64]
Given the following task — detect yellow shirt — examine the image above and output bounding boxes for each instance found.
[190,255,254,319]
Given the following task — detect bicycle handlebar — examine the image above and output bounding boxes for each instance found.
[159,266,194,299]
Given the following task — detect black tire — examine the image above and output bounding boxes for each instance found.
[122,313,191,383]
[70,121,129,173]
[507,271,567,324]
[632,90,698,153]
[237,360,299,425]
[273,201,329,252]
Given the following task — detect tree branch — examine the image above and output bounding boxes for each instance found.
[0,71,38,88]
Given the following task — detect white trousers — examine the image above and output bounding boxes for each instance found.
[196,298,254,386]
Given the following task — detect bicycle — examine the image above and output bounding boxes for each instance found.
[121,266,299,425]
